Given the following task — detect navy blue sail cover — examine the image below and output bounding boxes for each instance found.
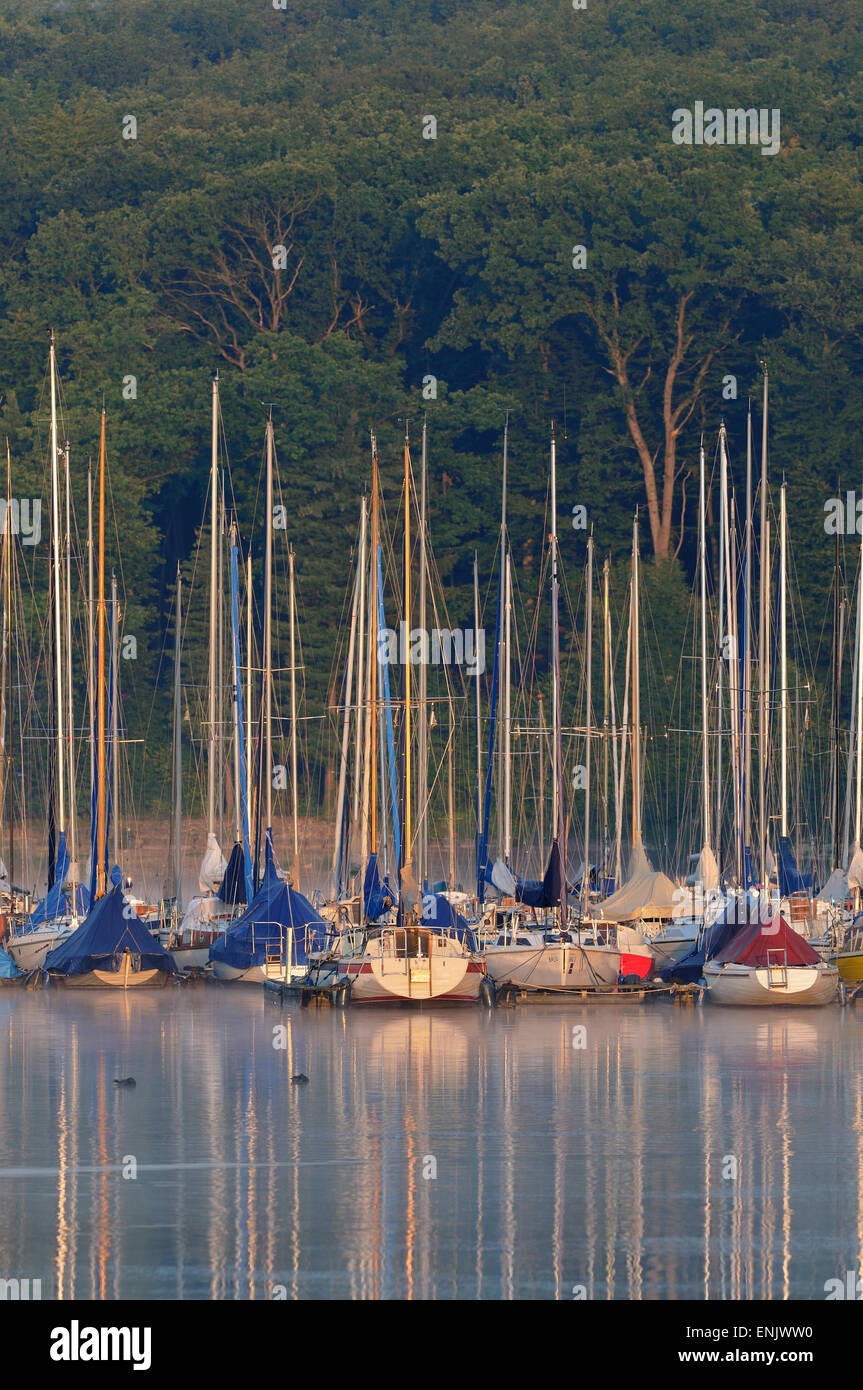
[209,879,328,970]
[420,892,477,950]
[43,885,176,976]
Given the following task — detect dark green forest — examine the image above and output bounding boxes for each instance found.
[0,0,861,872]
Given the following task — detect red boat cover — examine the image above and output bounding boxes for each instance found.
[713,915,821,967]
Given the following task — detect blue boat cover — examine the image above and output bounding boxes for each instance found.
[218,841,247,905]
[0,944,21,979]
[209,877,328,971]
[420,893,477,950]
[43,885,176,977]
[512,840,565,909]
[363,852,396,920]
[777,836,814,895]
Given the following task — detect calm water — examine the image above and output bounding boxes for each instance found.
[0,985,861,1300]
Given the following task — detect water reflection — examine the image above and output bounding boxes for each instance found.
[0,989,860,1298]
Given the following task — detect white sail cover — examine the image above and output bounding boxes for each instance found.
[820,867,849,903]
[198,833,226,894]
[847,845,863,890]
[0,857,8,884]
[599,840,677,922]
[765,841,777,882]
[491,859,517,896]
[180,894,218,931]
[697,844,720,893]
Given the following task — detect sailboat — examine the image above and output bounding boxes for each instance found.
[7,336,87,970]
[481,427,637,994]
[704,906,837,1005]
[44,883,176,989]
[327,428,486,1004]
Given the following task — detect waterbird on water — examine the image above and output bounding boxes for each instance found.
[113,1078,136,1087]
[291,1074,309,1085]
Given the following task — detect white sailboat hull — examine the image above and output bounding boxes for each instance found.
[342,953,484,1003]
[483,942,622,992]
[704,961,838,1006]
[7,926,74,972]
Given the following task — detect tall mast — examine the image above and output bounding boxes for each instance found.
[498,417,508,855]
[716,431,725,860]
[174,565,183,911]
[49,334,65,841]
[231,531,242,849]
[207,374,219,841]
[355,497,367,864]
[699,441,710,852]
[111,573,119,870]
[832,534,843,871]
[739,403,744,856]
[333,547,359,896]
[96,410,107,897]
[780,479,788,840]
[758,367,769,884]
[474,552,481,851]
[87,458,94,844]
[448,699,456,887]
[64,440,77,904]
[720,428,740,881]
[631,511,642,849]
[550,425,566,923]
[582,529,593,909]
[855,507,863,858]
[289,544,300,887]
[246,551,253,838]
[369,434,379,859]
[402,429,414,898]
[504,550,512,863]
[602,556,610,878]
[264,415,274,836]
[1,447,10,884]
[418,418,428,889]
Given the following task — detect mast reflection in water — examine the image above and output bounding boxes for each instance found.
[0,990,858,1299]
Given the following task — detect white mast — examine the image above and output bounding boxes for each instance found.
[230,524,242,849]
[289,544,300,887]
[264,417,274,836]
[631,511,642,850]
[111,573,119,869]
[332,551,360,896]
[582,529,593,909]
[418,419,428,888]
[780,479,788,839]
[246,551,253,838]
[699,441,711,853]
[207,374,219,842]
[855,513,863,858]
[474,553,481,848]
[64,440,77,903]
[758,367,769,885]
[551,428,559,837]
[174,565,183,912]
[504,549,512,863]
[49,334,65,841]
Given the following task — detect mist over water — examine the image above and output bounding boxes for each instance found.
[0,988,859,1300]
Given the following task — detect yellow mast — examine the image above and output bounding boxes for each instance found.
[369,434,379,858]
[96,409,106,897]
[403,430,413,899]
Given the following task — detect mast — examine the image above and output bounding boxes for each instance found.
[369,434,379,860]
[289,544,300,887]
[402,429,414,901]
[739,405,744,856]
[246,551,253,839]
[602,556,610,880]
[631,511,642,849]
[720,428,740,882]
[498,417,508,857]
[699,441,711,853]
[96,410,107,897]
[855,506,863,861]
[582,529,593,909]
[716,431,724,861]
[474,552,481,852]
[173,565,183,911]
[264,416,274,840]
[355,497,367,865]
[64,440,77,907]
[418,418,428,889]
[448,699,456,887]
[504,550,512,863]
[1,446,10,887]
[49,334,65,844]
[550,425,566,923]
[832,534,843,871]
[758,367,769,885]
[779,479,788,840]
[333,547,359,896]
[207,374,219,843]
[111,574,119,870]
